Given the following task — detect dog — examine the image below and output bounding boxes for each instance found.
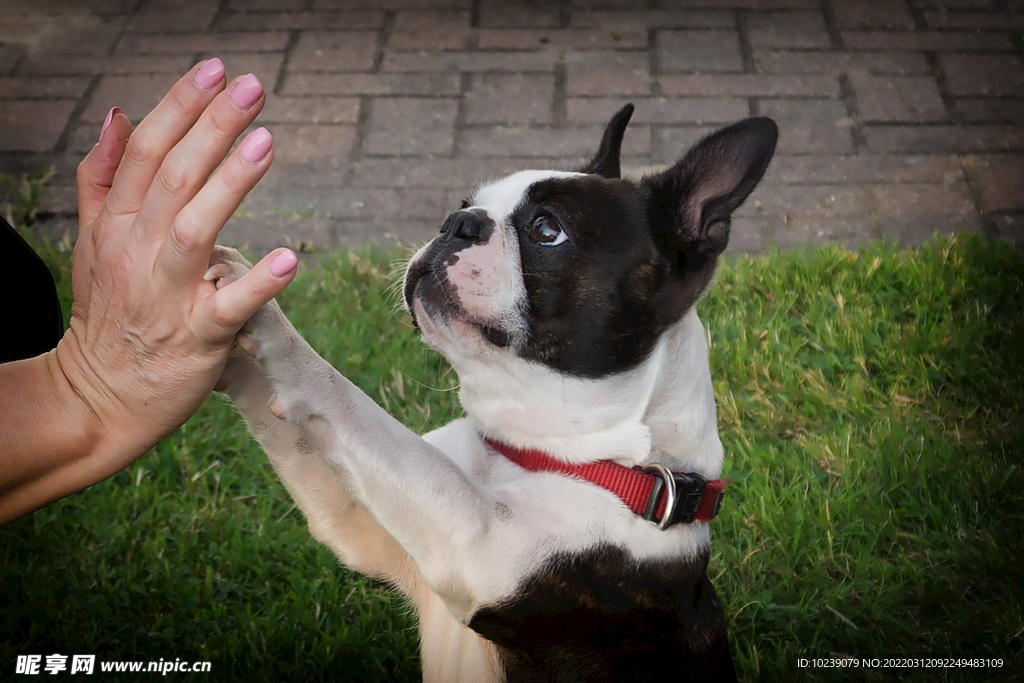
[208,104,777,682]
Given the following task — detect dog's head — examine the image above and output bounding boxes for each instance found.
[404,105,777,381]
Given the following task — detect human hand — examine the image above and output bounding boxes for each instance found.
[56,59,297,468]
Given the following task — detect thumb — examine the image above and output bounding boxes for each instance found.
[76,108,132,230]
[205,248,298,339]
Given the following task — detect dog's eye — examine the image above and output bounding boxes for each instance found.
[528,215,567,247]
[459,198,470,210]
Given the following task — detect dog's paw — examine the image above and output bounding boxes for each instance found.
[205,245,253,290]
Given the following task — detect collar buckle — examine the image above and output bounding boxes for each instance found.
[641,465,724,529]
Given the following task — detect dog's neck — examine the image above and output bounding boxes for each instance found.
[458,308,723,477]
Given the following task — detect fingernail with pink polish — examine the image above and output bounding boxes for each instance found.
[240,127,273,164]
[230,74,264,111]
[270,249,297,278]
[99,107,122,142]
[193,58,225,91]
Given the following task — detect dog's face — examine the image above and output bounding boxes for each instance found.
[404,105,777,380]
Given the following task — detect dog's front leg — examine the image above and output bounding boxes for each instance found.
[217,349,422,592]
[209,248,498,617]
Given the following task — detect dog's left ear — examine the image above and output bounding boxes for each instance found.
[643,117,778,322]
[580,103,634,179]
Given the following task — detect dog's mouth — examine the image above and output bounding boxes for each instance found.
[404,256,513,349]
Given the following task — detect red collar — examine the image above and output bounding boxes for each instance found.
[485,438,725,529]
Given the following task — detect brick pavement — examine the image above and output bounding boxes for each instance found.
[1,0,1022,254]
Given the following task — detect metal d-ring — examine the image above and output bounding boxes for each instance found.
[643,463,677,531]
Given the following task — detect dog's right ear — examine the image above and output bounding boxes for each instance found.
[643,117,777,323]
[580,103,634,179]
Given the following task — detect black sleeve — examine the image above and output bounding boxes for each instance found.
[1,215,64,363]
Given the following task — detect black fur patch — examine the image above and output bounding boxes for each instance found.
[510,175,680,378]
[468,544,737,683]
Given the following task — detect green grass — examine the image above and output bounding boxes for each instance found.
[2,229,1021,682]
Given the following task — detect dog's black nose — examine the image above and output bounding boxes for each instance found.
[440,210,493,244]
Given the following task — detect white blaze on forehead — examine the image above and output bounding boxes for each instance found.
[471,170,585,223]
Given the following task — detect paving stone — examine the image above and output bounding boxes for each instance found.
[962,153,1024,213]
[228,0,305,9]
[314,0,471,7]
[217,11,383,31]
[565,50,651,96]
[349,157,559,188]
[0,77,92,99]
[915,0,999,8]
[392,9,471,31]
[745,11,832,49]
[990,214,1024,246]
[0,151,76,185]
[923,11,1024,29]
[767,154,964,184]
[865,125,1024,153]
[388,11,474,50]
[841,30,1013,51]
[263,124,357,167]
[658,30,744,73]
[364,98,459,156]
[567,97,749,124]
[218,215,339,256]
[460,125,652,158]
[288,31,379,73]
[476,28,648,50]
[382,50,557,72]
[335,218,439,247]
[757,99,856,153]
[849,74,948,122]
[37,184,78,215]
[771,215,879,250]
[938,54,1024,97]
[659,0,818,7]
[124,6,217,33]
[654,126,719,162]
[954,98,1024,123]
[478,0,560,28]
[282,73,461,96]
[737,183,874,218]
[832,0,915,29]
[80,72,182,123]
[753,50,930,75]
[117,31,290,54]
[465,73,556,125]
[45,19,127,57]
[0,44,26,75]
[572,10,737,28]
[872,181,981,244]
[572,0,662,7]
[67,121,106,155]
[660,73,840,96]
[725,217,770,253]
[259,97,360,124]
[31,216,80,246]
[19,55,194,76]
[0,100,77,152]
[238,187,452,237]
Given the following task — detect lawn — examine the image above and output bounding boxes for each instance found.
[2,226,1021,682]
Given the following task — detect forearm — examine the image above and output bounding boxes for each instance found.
[0,349,106,524]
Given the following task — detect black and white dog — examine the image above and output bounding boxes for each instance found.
[209,105,777,682]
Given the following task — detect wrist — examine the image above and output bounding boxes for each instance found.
[0,347,104,523]
[51,331,144,468]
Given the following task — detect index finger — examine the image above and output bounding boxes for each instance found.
[101,59,227,218]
